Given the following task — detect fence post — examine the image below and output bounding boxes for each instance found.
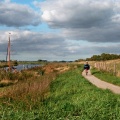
[114,63,116,75]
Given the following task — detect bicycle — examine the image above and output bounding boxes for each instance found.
[84,61,90,75]
[85,69,88,75]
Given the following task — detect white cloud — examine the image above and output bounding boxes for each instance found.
[1,0,120,61]
[0,1,41,27]
[39,0,120,43]
[4,0,10,3]
[41,0,114,28]
[1,29,120,61]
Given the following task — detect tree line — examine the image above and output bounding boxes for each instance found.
[86,53,120,61]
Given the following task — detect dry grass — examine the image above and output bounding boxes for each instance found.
[75,59,120,77]
[0,62,74,109]
[81,59,120,77]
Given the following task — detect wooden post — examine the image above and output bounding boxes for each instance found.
[114,63,116,75]
[105,62,107,71]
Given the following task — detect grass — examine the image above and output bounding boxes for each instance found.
[91,67,120,86]
[0,64,120,119]
[90,59,120,77]
[38,69,120,120]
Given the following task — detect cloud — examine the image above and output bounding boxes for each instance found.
[0,1,41,27]
[41,0,114,28]
[40,0,120,43]
[4,0,10,3]
[1,0,120,61]
[0,30,96,61]
[95,44,120,54]
[0,30,71,60]
[1,30,120,61]
[62,24,120,42]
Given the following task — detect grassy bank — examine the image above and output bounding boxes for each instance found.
[0,64,120,119]
[91,67,120,86]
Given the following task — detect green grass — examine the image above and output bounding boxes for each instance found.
[38,69,120,120]
[1,66,120,119]
[91,67,120,86]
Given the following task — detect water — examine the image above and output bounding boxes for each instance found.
[5,64,41,71]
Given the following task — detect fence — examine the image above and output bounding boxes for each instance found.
[94,60,120,77]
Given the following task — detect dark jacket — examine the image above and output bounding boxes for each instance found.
[84,64,90,70]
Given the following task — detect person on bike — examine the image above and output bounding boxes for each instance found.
[84,61,90,75]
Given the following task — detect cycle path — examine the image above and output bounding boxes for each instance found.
[82,70,120,94]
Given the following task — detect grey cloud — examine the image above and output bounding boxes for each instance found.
[40,0,120,43]
[68,43,120,59]
[1,30,120,61]
[0,43,8,52]
[95,44,120,54]
[0,31,69,59]
[0,30,89,61]
[41,0,114,29]
[63,24,120,42]
[12,33,65,52]
[0,1,41,27]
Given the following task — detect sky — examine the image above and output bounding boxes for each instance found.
[0,0,120,61]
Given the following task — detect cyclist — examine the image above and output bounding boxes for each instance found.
[84,61,90,75]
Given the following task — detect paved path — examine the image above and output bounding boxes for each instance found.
[82,70,120,94]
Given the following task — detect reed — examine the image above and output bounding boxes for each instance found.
[0,63,72,110]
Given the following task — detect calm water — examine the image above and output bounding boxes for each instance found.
[5,64,41,71]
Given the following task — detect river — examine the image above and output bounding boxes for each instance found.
[5,64,41,71]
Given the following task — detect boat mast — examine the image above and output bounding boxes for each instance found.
[8,33,11,71]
